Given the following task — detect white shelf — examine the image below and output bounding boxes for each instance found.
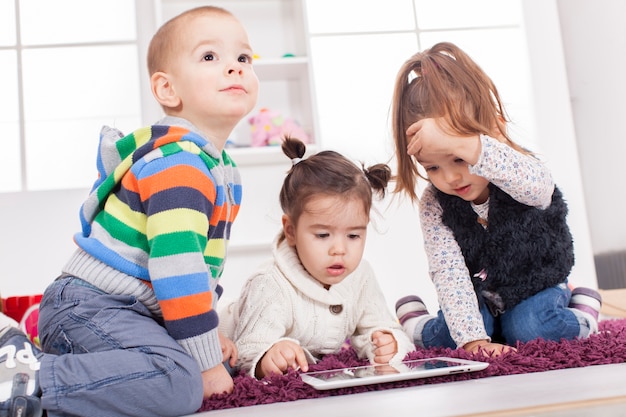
[253,57,309,80]
[226,146,288,166]
[227,241,272,254]
[227,143,318,167]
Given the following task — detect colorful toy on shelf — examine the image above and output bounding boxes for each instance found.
[248,108,310,147]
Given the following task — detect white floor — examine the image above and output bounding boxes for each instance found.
[191,363,626,417]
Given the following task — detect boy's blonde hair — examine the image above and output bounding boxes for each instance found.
[147,6,233,75]
[390,42,531,201]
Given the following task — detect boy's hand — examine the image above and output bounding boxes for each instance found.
[201,364,234,398]
[219,332,238,367]
[372,330,398,364]
[256,340,308,378]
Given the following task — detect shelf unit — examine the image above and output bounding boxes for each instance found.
[157,0,318,153]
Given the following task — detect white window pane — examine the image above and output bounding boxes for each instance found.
[306,0,415,34]
[22,45,141,121]
[0,122,22,192]
[0,50,20,192]
[420,29,536,149]
[21,44,141,191]
[0,0,16,46]
[20,0,136,45]
[415,0,522,29]
[310,33,418,163]
[0,50,19,122]
[25,116,140,190]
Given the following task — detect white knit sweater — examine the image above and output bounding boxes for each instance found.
[221,237,415,376]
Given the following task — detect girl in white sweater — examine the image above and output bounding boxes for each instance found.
[221,137,414,379]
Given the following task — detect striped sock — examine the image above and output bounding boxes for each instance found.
[396,295,429,325]
[569,287,602,321]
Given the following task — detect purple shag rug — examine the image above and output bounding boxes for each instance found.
[199,319,626,412]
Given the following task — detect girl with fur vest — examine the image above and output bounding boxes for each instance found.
[391,42,601,356]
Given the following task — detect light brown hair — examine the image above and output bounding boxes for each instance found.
[390,42,532,201]
[278,137,391,242]
[147,6,233,75]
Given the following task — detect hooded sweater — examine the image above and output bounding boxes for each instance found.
[63,116,241,370]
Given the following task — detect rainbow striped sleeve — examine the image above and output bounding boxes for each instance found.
[78,125,241,367]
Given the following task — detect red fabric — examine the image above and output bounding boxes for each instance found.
[200,319,626,412]
[1,295,42,322]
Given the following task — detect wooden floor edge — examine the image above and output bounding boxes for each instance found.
[458,395,626,417]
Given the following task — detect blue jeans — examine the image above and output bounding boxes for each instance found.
[37,277,204,417]
[419,283,582,348]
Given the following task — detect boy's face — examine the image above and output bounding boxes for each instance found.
[166,12,259,133]
[283,195,368,288]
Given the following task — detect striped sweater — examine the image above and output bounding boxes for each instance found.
[65,116,241,370]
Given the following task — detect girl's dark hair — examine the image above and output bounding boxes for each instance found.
[390,42,533,201]
[279,137,391,237]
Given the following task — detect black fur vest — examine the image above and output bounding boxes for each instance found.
[436,184,574,314]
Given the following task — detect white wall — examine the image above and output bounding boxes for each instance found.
[0,189,86,297]
[0,1,619,307]
[557,0,626,255]
[519,0,596,290]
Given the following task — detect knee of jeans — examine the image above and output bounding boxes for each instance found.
[502,322,538,344]
[420,318,457,349]
[149,355,204,415]
[501,306,564,343]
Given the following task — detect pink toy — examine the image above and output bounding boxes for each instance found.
[248,108,310,146]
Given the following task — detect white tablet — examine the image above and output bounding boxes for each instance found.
[300,356,488,390]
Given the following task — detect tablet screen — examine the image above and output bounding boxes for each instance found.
[300,357,488,390]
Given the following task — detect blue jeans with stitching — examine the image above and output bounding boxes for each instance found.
[417,282,585,348]
[37,276,204,417]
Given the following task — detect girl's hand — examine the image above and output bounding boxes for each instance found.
[406,118,481,165]
[219,332,238,367]
[372,331,398,364]
[406,118,450,156]
[462,339,516,356]
[256,340,309,378]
